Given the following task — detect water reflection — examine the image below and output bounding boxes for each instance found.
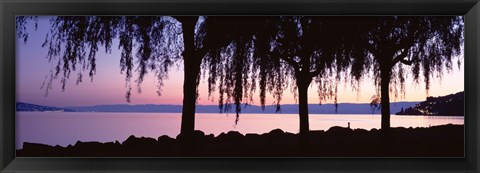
[16,112,464,149]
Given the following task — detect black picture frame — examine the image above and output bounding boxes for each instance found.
[1,0,479,172]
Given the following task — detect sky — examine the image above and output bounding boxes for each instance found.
[16,16,464,107]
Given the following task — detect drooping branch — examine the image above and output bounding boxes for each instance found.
[399,59,414,66]
[391,48,412,66]
[23,16,184,102]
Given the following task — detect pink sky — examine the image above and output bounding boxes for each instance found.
[16,17,464,107]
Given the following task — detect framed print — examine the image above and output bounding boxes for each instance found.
[1,0,479,172]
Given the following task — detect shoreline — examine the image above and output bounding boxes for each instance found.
[16,111,466,116]
[17,124,464,157]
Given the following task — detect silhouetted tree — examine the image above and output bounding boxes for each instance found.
[204,17,368,133]
[206,17,370,136]
[265,17,368,135]
[358,16,464,130]
[16,16,240,139]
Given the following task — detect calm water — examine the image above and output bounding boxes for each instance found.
[16,112,464,149]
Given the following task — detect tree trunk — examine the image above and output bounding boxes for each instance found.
[179,17,200,138]
[296,72,311,136]
[298,82,310,135]
[380,67,391,130]
[180,59,200,137]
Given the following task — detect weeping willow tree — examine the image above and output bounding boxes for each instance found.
[270,17,371,134]
[357,16,464,130]
[16,16,243,139]
[203,16,370,136]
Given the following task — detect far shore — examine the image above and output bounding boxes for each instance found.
[17,124,464,157]
[17,111,465,116]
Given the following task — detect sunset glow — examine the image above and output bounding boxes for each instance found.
[17,17,464,107]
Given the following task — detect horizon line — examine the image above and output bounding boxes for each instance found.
[17,100,423,108]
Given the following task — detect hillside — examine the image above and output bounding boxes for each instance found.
[63,102,418,114]
[396,91,464,116]
[17,101,419,114]
[16,102,75,112]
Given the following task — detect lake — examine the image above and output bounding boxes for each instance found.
[16,112,464,149]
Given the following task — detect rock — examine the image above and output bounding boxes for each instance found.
[122,135,137,145]
[122,136,158,148]
[158,135,175,142]
[326,126,353,135]
[268,128,285,135]
[15,124,465,157]
[23,142,54,151]
[73,141,106,154]
[217,131,244,143]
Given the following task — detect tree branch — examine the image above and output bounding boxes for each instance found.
[399,59,413,65]
[280,56,299,69]
[392,48,412,66]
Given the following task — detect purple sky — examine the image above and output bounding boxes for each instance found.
[16,16,465,107]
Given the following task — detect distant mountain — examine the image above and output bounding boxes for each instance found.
[16,102,75,112]
[64,104,183,113]
[63,102,419,114]
[396,91,464,116]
